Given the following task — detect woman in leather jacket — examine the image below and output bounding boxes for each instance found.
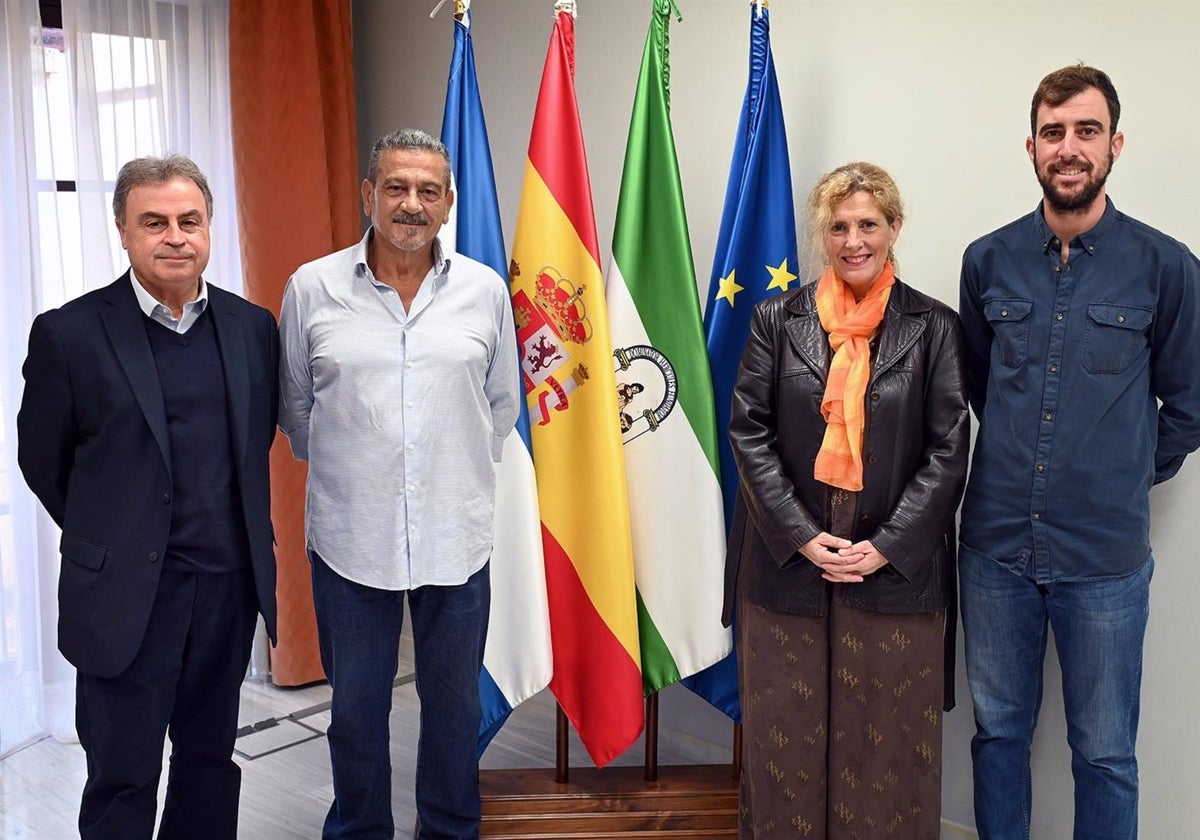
[726,162,969,839]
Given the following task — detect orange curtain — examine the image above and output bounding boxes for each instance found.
[229,0,360,685]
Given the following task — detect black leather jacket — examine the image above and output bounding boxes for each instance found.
[723,279,969,624]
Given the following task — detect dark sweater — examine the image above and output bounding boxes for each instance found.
[145,310,250,573]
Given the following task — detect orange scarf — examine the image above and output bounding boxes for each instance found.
[813,262,895,491]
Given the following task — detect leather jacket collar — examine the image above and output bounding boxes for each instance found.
[781,279,933,385]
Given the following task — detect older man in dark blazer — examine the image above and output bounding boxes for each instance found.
[17,155,278,840]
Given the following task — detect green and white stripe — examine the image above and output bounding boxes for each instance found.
[605,0,730,694]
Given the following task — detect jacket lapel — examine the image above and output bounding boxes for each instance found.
[209,286,251,471]
[101,274,172,478]
[872,283,927,383]
[783,288,831,382]
[781,281,929,384]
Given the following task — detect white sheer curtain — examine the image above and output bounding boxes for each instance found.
[0,0,63,757]
[0,0,245,757]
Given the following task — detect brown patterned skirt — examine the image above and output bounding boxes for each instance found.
[737,597,944,839]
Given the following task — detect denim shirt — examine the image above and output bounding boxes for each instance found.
[959,198,1200,581]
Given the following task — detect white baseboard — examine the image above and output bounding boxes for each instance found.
[941,819,979,839]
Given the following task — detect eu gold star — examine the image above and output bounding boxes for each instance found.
[765,258,798,293]
[715,269,744,306]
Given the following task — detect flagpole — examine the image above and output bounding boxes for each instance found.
[555,706,569,783]
[733,721,743,780]
[644,694,659,782]
[551,0,574,787]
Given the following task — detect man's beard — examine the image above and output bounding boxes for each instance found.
[382,213,431,253]
[1036,151,1114,213]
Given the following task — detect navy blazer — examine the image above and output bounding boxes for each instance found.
[17,273,279,678]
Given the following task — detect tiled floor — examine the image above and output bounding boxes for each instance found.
[0,645,734,839]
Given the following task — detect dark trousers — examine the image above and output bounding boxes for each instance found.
[310,553,490,840]
[75,566,257,840]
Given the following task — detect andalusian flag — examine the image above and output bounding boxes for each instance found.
[605,0,730,695]
[682,1,800,722]
[438,3,552,755]
[509,4,643,767]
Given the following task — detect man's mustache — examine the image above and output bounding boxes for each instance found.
[392,213,428,225]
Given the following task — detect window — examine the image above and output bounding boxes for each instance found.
[33,2,177,310]
[1,0,242,751]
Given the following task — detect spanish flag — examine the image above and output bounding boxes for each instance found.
[509,3,643,767]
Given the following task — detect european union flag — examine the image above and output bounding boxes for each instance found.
[683,2,800,723]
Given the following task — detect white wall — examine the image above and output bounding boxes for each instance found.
[352,1,1200,835]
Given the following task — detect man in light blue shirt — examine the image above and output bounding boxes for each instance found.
[279,128,519,840]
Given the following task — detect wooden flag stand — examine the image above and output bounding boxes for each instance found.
[478,695,740,838]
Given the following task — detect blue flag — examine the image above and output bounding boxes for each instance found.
[441,14,506,280]
[440,11,551,756]
[682,3,799,723]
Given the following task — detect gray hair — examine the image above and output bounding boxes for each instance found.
[113,155,214,224]
[366,129,451,188]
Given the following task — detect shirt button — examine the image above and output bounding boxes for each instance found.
[1049,364,1058,373]
[1000,309,1009,317]
[1055,312,1064,321]
[867,454,878,465]
[407,443,415,451]
[1044,412,1053,421]
[1117,314,1125,324]
[1037,464,1046,473]
[1032,513,1041,521]
[162,492,171,504]
[149,551,160,563]
[1054,266,1061,273]
[870,392,880,402]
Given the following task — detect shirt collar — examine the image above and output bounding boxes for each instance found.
[1034,195,1117,256]
[351,227,373,276]
[355,228,453,280]
[432,236,450,274]
[129,271,208,318]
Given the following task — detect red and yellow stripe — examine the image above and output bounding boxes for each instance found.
[510,10,643,768]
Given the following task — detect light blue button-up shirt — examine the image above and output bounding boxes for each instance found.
[278,231,520,590]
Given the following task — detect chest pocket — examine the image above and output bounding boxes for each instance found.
[1082,303,1152,374]
[984,298,1032,368]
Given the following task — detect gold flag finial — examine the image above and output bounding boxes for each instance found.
[430,0,470,21]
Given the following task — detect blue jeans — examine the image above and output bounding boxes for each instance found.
[310,553,490,840]
[960,545,1152,840]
